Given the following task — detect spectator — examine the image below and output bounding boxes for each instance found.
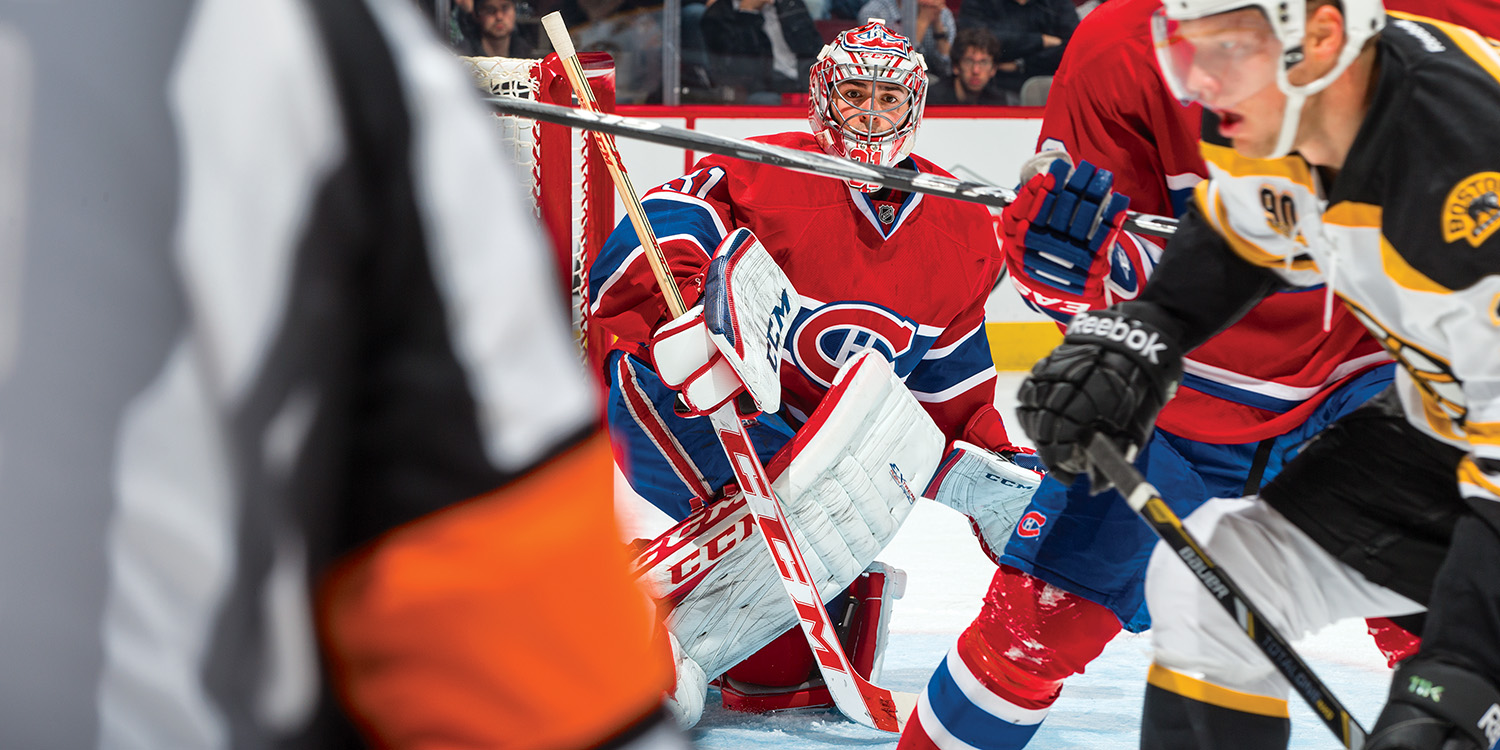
[550,0,666,103]
[957,0,1077,95]
[928,27,1017,104]
[463,0,537,56]
[857,0,957,77]
[448,0,484,52]
[700,0,825,104]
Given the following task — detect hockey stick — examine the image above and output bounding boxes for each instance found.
[486,93,1180,239]
[539,12,916,733]
[1085,434,1369,750]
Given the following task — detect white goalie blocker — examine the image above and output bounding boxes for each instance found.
[652,228,797,417]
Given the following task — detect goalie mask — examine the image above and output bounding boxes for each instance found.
[809,20,928,192]
[1151,0,1385,158]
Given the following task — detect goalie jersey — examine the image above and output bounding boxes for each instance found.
[1013,0,1390,446]
[1184,13,1500,496]
[588,132,1006,445]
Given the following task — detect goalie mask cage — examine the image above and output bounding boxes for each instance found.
[461,52,617,369]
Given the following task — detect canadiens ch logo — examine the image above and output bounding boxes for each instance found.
[1443,172,1500,248]
[1015,511,1048,538]
[790,302,917,387]
[845,24,911,56]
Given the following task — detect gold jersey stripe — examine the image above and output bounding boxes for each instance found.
[1200,142,1317,186]
[1323,201,1381,229]
[1458,456,1500,497]
[1462,421,1500,446]
[1147,664,1291,718]
[1381,236,1451,293]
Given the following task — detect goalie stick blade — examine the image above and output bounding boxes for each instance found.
[485,95,1177,239]
[1084,435,1369,750]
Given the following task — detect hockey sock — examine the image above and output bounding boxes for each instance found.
[897,566,1122,750]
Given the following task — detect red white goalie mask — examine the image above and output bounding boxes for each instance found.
[808,20,928,192]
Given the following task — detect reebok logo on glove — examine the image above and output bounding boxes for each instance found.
[1066,311,1168,364]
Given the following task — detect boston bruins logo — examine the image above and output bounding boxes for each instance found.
[1442,171,1500,247]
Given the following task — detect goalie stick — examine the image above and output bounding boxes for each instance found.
[1085,435,1370,750]
[485,93,1180,240]
[539,13,917,733]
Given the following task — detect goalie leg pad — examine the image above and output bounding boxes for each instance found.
[634,352,944,682]
[720,561,907,714]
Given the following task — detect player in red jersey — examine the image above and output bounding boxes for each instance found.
[889,0,1495,747]
[589,21,1046,726]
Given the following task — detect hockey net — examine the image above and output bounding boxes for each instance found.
[461,53,617,368]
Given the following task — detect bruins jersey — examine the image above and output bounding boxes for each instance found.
[1191,13,1500,500]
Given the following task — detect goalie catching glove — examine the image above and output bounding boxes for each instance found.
[1017,306,1182,489]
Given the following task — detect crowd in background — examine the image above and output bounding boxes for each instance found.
[435,0,1104,105]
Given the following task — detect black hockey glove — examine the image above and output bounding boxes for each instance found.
[1016,307,1182,489]
[1368,658,1500,750]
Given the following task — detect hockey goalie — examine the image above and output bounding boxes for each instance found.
[586,21,1045,726]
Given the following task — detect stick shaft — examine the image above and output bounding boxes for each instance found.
[486,94,1180,239]
[539,21,686,317]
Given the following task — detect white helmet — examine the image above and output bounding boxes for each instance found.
[1152,0,1385,158]
[808,20,928,192]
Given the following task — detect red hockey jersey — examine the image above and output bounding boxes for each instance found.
[588,132,1008,447]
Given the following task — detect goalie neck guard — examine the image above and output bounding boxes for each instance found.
[808,20,928,192]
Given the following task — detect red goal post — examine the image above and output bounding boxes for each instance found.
[461,52,618,370]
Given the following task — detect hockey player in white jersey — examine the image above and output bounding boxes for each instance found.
[1016,1,1500,748]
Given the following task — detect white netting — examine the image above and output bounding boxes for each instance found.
[461,56,544,215]
[460,55,604,356]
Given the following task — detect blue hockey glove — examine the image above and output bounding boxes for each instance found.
[1002,153,1130,301]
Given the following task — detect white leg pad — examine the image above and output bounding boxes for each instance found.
[636,352,945,683]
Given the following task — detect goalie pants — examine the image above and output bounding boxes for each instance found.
[605,350,795,520]
[1143,387,1500,747]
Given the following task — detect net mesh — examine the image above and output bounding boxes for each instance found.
[460,55,610,359]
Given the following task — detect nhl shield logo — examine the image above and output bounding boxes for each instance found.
[1443,171,1500,248]
[878,204,896,224]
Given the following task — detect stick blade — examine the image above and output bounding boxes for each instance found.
[540,12,575,57]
